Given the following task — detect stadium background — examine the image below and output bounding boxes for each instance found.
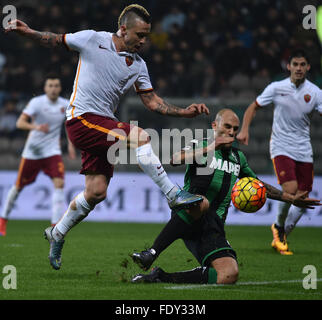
[0,0,321,224]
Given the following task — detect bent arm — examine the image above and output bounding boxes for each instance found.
[16,113,37,131]
[170,136,234,166]
[16,113,48,132]
[237,101,261,145]
[241,101,259,131]
[170,147,208,166]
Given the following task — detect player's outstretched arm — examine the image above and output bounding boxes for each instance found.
[262,182,321,209]
[4,19,63,48]
[237,101,260,145]
[140,91,209,118]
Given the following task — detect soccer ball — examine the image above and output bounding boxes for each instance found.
[231,177,267,213]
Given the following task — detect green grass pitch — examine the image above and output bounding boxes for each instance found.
[0,220,321,300]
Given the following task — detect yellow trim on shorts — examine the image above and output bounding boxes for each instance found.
[77,116,127,141]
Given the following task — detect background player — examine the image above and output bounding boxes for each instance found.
[0,74,76,236]
[237,49,322,255]
[132,109,321,284]
[4,4,209,269]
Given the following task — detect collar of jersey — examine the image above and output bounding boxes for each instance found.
[110,34,135,58]
[289,77,306,89]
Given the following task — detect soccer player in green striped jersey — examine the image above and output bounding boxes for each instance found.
[132,109,321,285]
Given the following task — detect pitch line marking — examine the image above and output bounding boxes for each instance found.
[165,278,322,290]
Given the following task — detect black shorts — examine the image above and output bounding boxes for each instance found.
[175,210,237,267]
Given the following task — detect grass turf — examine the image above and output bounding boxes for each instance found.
[0,220,321,300]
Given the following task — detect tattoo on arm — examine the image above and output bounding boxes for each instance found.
[155,100,182,117]
[263,182,284,201]
[28,30,63,47]
[141,92,183,116]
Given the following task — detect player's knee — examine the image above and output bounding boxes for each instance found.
[216,267,239,284]
[137,127,150,146]
[186,196,209,220]
[128,126,150,148]
[213,259,239,284]
[85,185,107,204]
[53,179,64,189]
[89,190,106,203]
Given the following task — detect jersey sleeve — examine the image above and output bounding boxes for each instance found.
[134,61,153,94]
[63,30,96,52]
[315,89,322,114]
[238,151,257,179]
[256,82,275,107]
[22,98,39,118]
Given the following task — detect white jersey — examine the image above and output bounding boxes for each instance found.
[22,95,69,160]
[256,78,322,163]
[63,30,153,121]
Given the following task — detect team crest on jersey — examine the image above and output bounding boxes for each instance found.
[60,107,65,114]
[304,94,311,103]
[125,56,133,66]
[117,122,124,128]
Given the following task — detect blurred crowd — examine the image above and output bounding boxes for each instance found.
[0,0,321,138]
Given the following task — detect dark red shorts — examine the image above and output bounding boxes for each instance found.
[66,113,132,177]
[272,155,313,191]
[15,155,64,189]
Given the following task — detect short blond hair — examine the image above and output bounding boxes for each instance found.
[118,4,151,29]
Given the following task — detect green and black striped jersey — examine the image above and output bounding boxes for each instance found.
[182,138,257,223]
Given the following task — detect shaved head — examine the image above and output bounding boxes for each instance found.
[214,108,239,125]
[212,108,240,149]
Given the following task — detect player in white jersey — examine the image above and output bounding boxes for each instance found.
[5,4,209,270]
[237,49,322,255]
[0,75,76,236]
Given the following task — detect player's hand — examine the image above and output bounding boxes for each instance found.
[236,130,249,145]
[4,19,31,35]
[289,191,321,209]
[35,123,49,133]
[183,104,209,118]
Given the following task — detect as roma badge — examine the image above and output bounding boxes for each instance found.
[125,56,133,67]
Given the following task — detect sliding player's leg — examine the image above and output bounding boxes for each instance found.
[132,197,209,270]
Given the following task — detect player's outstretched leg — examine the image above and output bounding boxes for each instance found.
[44,226,65,270]
[132,266,217,284]
[131,128,203,210]
[132,267,164,283]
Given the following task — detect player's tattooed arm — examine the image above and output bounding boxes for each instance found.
[155,100,183,116]
[140,91,184,117]
[28,30,63,48]
[4,19,63,48]
[262,182,284,201]
[262,181,321,209]
[140,91,209,118]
